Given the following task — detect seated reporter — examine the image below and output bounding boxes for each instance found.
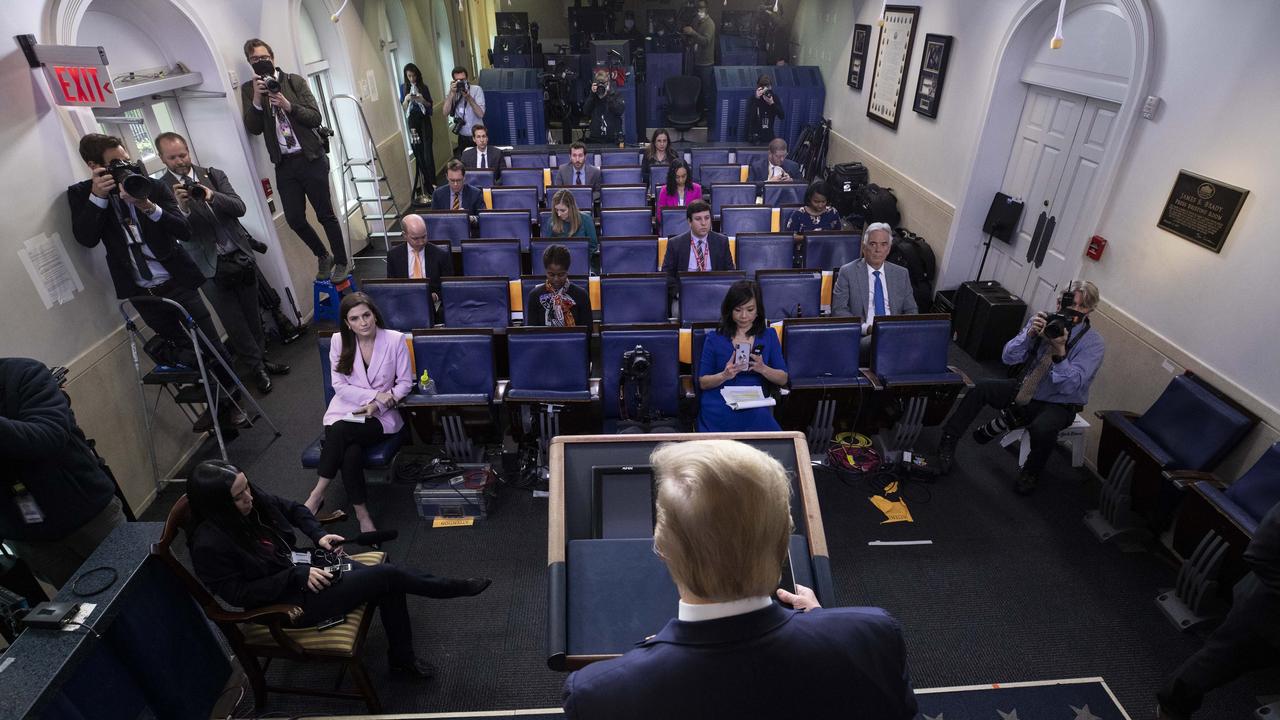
[187,460,489,679]
[831,223,917,360]
[748,138,801,188]
[660,200,733,296]
[641,128,674,187]
[546,189,599,262]
[431,159,485,215]
[784,181,842,236]
[563,440,917,719]
[935,281,1105,495]
[526,244,590,327]
[696,280,787,432]
[303,293,412,531]
[655,158,702,224]
[386,213,451,322]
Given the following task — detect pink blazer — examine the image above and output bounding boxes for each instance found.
[323,329,414,434]
[655,182,703,222]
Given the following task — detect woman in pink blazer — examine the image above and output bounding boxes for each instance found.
[655,159,702,223]
[304,292,413,532]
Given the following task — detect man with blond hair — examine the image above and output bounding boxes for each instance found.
[562,439,917,718]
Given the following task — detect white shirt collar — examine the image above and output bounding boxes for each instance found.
[678,595,773,622]
[169,168,197,182]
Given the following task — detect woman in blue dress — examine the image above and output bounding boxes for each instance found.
[784,181,843,236]
[697,280,789,432]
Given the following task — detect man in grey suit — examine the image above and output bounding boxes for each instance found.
[156,132,289,394]
[831,223,918,358]
[553,142,602,195]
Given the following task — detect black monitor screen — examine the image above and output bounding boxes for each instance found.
[591,465,654,539]
[495,12,529,34]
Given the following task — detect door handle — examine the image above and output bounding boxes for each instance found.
[1026,211,1047,263]
[1034,215,1056,268]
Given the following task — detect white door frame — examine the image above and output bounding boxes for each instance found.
[938,0,1154,291]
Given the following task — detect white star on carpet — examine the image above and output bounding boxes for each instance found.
[997,710,1020,720]
[1071,704,1103,720]
[922,714,943,720]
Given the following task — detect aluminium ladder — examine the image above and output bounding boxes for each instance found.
[330,93,404,262]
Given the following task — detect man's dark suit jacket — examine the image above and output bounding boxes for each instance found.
[553,162,603,194]
[164,165,255,279]
[386,242,452,300]
[562,603,917,719]
[240,70,327,164]
[68,178,201,299]
[460,145,502,180]
[431,183,486,215]
[748,156,802,187]
[661,230,734,290]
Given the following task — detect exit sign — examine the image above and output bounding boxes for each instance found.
[16,37,119,108]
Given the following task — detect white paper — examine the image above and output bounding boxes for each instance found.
[61,602,97,631]
[18,232,84,308]
[339,412,372,423]
[720,386,777,411]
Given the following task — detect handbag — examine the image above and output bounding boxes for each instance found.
[214,251,256,288]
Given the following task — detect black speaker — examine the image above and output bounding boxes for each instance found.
[963,290,1027,362]
[953,280,1003,347]
[983,192,1024,244]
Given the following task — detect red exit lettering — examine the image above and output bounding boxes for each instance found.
[52,65,112,104]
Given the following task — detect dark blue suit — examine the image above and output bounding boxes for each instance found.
[563,602,917,719]
[431,183,485,215]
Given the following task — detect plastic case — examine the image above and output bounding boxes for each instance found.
[414,464,494,520]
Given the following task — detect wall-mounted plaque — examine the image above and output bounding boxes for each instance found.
[1156,170,1250,253]
[846,24,872,90]
[866,6,919,129]
[912,34,952,118]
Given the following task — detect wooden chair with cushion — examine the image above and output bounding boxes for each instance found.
[151,495,386,713]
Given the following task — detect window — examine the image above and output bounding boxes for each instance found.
[94,96,189,174]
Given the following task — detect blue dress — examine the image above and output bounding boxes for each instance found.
[696,329,787,432]
[784,207,842,234]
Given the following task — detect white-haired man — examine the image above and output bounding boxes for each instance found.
[831,222,918,357]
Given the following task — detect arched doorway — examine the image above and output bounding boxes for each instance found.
[940,0,1154,313]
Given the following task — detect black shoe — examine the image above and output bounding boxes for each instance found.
[1014,471,1038,496]
[264,360,290,375]
[219,405,250,429]
[434,577,491,599]
[254,370,273,394]
[388,656,436,679]
[936,433,958,475]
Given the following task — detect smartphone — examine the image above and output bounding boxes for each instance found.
[733,343,751,371]
[777,548,796,608]
[315,615,347,631]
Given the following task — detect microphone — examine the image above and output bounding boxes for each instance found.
[338,529,399,547]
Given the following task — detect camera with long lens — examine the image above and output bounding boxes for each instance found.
[621,344,652,379]
[106,158,155,199]
[1043,290,1084,339]
[181,177,208,201]
[973,406,1026,444]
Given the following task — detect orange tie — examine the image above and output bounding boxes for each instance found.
[452,193,461,210]
[411,249,423,279]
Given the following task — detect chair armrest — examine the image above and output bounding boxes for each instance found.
[1096,409,1139,421]
[208,602,304,625]
[1163,469,1222,489]
[680,374,695,399]
[589,377,601,400]
[860,368,883,391]
[947,365,975,388]
[496,379,509,401]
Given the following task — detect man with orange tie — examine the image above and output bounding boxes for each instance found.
[386,213,452,323]
[430,159,485,215]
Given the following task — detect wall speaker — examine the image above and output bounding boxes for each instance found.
[983,192,1025,244]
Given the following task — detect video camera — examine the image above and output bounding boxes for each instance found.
[1043,290,1085,339]
[106,158,155,200]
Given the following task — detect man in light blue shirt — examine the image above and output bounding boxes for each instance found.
[936,280,1105,494]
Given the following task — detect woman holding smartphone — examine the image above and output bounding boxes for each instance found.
[696,280,788,432]
[400,63,435,201]
[303,293,411,532]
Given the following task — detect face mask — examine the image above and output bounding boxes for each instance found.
[251,59,275,77]
[697,10,707,20]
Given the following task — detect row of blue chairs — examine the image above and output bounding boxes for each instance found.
[474,180,807,217]
[500,146,768,179]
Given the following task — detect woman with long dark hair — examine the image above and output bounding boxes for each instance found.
[655,158,702,223]
[696,280,788,432]
[641,128,674,186]
[187,460,489,679]
[546,189,599,260]
[401,62,436,202]
[784,181,843,237]
[302,293,412,532]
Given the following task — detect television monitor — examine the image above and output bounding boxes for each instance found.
[495,12,529,34]
[591,465,654,539]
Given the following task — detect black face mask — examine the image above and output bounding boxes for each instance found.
[251,59,275,77]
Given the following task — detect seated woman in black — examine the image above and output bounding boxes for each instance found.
[187,459,490,678]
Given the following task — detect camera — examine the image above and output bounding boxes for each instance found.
[621,344,652,378]
[1043,290,1084,339]
[106,158,155,199]
[454,79,469,95]
[761,87,774,101]
[262,75,281,93]
[182,178,208,201]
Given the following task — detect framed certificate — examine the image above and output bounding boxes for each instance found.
[866,6,920,129]
[846,24,872,90]
[912,33,952,118]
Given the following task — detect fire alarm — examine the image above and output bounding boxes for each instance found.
[1086,235,1107,260]
[261,178,273,199]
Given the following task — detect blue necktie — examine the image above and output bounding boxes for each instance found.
[873,270,887,316]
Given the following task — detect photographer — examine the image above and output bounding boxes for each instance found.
[583,70,625,145]
[156,132,289,395]
[746,74,784,145]
[680,1,717,115]
[442,66,486,155]
[936,281,1105,495]
[240,39,349,285]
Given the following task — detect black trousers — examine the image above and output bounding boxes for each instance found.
[318,418,389,505]
[942,378,1076,475]
[407,113,435,196]
[293,561,460,663]
[204,256,265,375]
[454,132,474,158]
[1158,578,1280,718]
[275,154,347,264]
[133,282,237,390]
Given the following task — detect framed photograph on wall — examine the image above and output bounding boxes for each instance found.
[846,24,872,89]
[866,6,920,129]
[913,34,952,118]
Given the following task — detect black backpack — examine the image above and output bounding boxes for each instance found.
[856,184,901,227]
[888,228,936,312]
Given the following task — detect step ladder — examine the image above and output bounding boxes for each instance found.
[331,93,404,262]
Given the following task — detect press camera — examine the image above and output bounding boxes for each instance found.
[1043,290,1085,339]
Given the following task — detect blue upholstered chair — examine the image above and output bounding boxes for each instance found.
[403,328,497,461]
[659,211,690,239]
[721,205,773,237]
[600,185,648,209]
[599,236,659,274]
[763,182,807,207]
[300,333,406,472]
[360,279,433,331]
[488,186,539,218]
[601,167,643,185]
[440,277,511,330]
[599,150,642,167]
[507,152,553,168]
[461,240,521,279]
[600,275,669,325]
[689,148,731,182]
[735,232,796,277]
[710,183,758,221]
[1091,372,1259,539]
[678,271,747,325]
[757,270,822,322]
[422,211,471,249]
[500,168,546,195]
[734,148,768,168]
[779,317,871,448]
[466,169,496,189]
[700,164,745,188]
[530,239,590,274]
[648,172,664,199]
[864,314,971,451]
[478,210,533,251]
[600,325,683,432]
[545,186,594,212]
[504,326,595,468]
[601,208,654,237]
[803,231,860,270]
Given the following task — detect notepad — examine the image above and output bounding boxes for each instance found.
[339,411,372,424]
[720,386,777,411]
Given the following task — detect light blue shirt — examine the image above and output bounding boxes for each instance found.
[1002,318,1105,405]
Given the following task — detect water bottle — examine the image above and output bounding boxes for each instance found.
[419,368,437,395]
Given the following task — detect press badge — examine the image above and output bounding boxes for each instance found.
[291,551,312,565]
[13,484,45,524]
